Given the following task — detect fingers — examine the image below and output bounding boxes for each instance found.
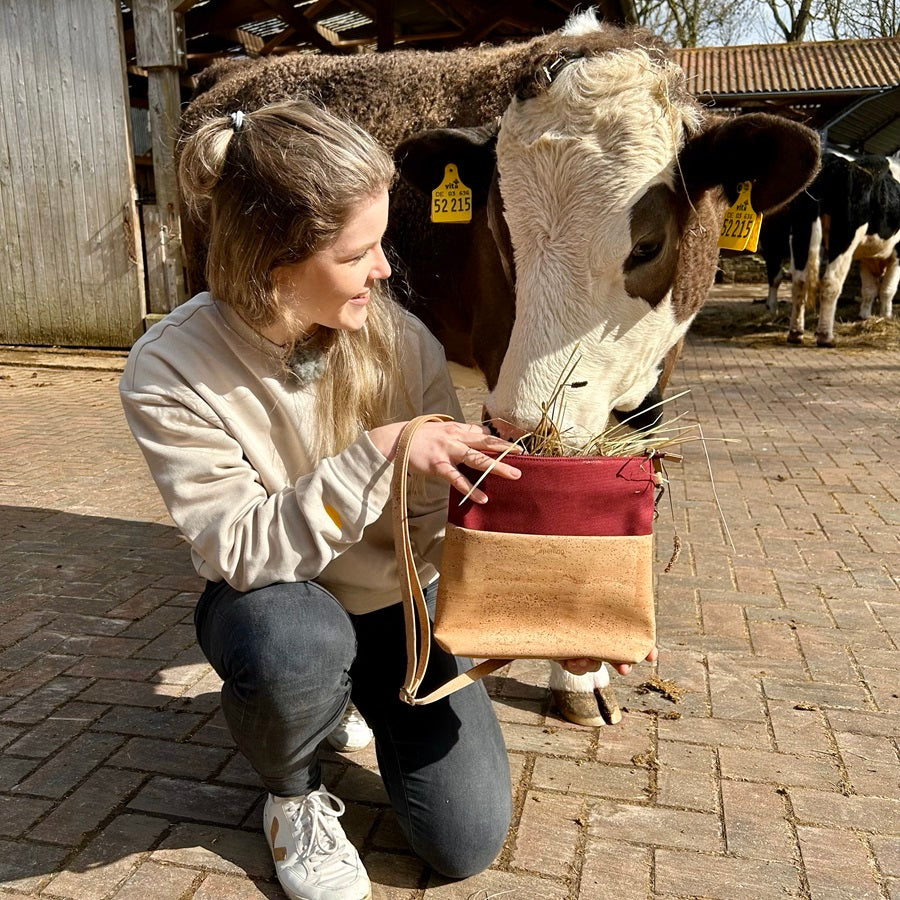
[456,444,522,481]
[560,648,659,678]
[560,657,602,675]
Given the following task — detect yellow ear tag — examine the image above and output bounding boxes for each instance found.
[718,181,763,252]
[431,164,472,224]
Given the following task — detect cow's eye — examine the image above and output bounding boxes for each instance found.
[630,240,662,263]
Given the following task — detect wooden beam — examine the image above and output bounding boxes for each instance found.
[133,0,182,67]
[185,0,279,38]
[424,0,468,30]
[260,26,296,54]
[458,7,508,44]
[260,0,344,53]
[376,0,394,51]
[227,26,265,55]
[131,0,187,311]
[303,0,336,18]
[435,0,481,25]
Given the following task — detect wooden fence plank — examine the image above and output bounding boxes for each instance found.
[0,0,145,347]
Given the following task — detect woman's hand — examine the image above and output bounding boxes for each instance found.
[561,646,659,676]
[369,420,522,503]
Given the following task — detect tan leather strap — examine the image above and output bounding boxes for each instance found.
[391,415,510,705]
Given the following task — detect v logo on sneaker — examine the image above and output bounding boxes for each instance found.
[270,816,287,862]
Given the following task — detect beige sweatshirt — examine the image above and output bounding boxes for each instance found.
[120,292,463,614]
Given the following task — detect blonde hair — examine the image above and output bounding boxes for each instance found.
[178,99,406,458]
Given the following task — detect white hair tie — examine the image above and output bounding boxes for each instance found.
[230,110,245,132]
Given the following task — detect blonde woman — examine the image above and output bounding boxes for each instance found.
[120,100,523,900]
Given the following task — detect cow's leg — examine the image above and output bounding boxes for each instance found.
[787,267,807,343]
[858,258,880,320]
[878,253,899,319]
[787,219,819,343]
[549,662,621,727]
[816,251,855,347]
[766,268,783,313]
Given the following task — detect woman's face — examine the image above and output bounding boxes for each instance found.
[271,190,391,340]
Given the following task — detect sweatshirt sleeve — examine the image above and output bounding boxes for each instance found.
[120,382,394,592]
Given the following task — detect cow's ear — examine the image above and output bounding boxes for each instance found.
[395,122,499,203]
[679,113,821,214]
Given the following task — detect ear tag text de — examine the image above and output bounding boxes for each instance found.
[718,181,762,252]
[431,164,472,224]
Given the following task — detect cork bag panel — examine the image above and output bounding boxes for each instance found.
[434,523,656,664]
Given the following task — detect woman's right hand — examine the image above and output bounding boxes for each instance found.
[369,420,522,503]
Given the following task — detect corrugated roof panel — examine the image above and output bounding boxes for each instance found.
[672,36,900,97]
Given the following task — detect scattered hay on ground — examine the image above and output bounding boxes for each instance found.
[691,292,900,351]
[635,674,685,703]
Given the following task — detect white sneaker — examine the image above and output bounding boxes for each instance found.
[264,786,372,900]
[325,703,373,752]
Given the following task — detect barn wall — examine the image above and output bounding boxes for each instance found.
[0,0,145,348]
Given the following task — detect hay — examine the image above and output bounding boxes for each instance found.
[692,291,900,350]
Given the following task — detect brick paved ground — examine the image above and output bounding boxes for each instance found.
[1,289,898,899]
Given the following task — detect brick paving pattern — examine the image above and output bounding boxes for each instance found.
[1,290,897,898]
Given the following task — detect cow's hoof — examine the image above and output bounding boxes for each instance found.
[552,690,605,726]
[816,336,836,348]
[551,688,622,727]
[787,330,804,344]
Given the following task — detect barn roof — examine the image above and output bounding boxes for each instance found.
[821,85,900,156]
[124,0,633,69]
[670,36,900,137]
[672,36,900,103]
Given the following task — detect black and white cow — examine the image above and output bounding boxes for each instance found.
[182,10,820,725]
[762,151,900,346]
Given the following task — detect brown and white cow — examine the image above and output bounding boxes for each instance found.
[182,9,820,725]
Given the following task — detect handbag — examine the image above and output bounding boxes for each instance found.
[392,415,658,706]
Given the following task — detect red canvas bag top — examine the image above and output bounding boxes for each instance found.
[448,455,656,537]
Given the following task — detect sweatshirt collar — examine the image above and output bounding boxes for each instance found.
[212,296,290,360]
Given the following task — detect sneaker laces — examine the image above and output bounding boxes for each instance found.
[282,787,348,862]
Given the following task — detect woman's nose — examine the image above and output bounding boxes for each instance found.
[371,244,391,280]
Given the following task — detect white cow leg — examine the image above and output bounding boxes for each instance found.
[816,252,854,347]
[549,661,621,726]
[859,262,879,320]
[787,272,807,343]
[766,281,780,313]
[815,277,841,347]
[879,255,899,318]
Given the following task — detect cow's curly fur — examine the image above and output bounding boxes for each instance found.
[181,26,670,150]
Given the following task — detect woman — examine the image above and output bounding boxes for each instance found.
[120,100,526,900]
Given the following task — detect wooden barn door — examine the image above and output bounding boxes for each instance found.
[0,0,145,348]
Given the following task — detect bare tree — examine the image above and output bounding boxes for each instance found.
[763,0,898,40]
[762,0,816,40]
[842,0,900,36]
[631,0,755,46]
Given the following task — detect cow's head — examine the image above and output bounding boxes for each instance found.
[397,18,819,442]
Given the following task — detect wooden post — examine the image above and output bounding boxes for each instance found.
[132,0,186,318]
[376,0,395,51]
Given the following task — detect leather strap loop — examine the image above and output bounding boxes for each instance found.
[391,415,510,705]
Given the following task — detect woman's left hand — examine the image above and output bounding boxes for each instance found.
[561,646,658,676]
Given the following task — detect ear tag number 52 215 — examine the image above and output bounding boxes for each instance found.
[718,181,762,252]
[431,164,473,224]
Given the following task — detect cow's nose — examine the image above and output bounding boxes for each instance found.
[483,407,528,442]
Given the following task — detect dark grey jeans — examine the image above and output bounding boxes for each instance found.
[194,578,511,878]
